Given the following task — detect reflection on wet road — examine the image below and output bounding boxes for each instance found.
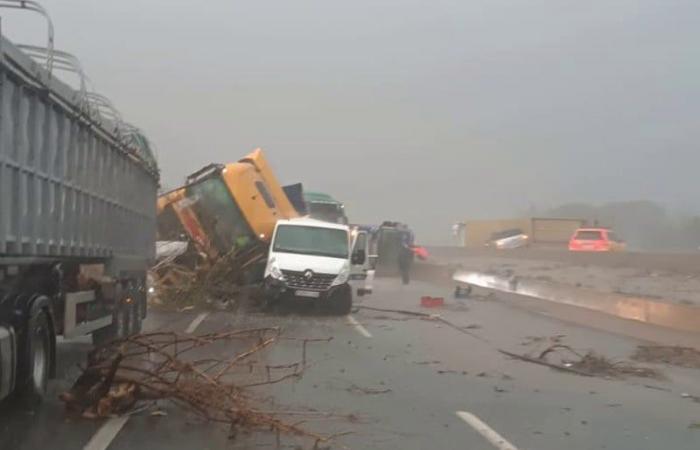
[3,278,700,450]
[454,271,700,333]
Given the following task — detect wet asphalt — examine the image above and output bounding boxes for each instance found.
[1,277,700,450]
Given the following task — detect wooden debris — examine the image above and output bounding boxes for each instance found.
[60,328,333,444]
[501,343,664,380]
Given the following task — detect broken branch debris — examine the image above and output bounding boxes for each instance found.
[60,328,333,444]
[151,245,266,310]
[632,345,700,369]
[499,349,594,377]
[500,343,663,380]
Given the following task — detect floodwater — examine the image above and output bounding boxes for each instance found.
[454,271,700,334]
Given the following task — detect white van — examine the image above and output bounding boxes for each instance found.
[263,218,368,314]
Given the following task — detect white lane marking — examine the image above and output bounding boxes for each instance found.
[456,411,519,450]
[347,315,372,338]
[82,416,129,450]
[185,312,209,334]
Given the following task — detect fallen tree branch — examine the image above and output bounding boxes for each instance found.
[356,305,432,317]
[537,344,583,360]
[498,349,595,377]
[61,328,335,444]
[356,305,489,343]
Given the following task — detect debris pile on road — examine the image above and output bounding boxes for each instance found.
[570,351,662,379]
[632,345,700,369]
[501,341,663,379]
[150,244,266,310]
[59,328,335,445]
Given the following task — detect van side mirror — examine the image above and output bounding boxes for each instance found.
[351,249,366,265]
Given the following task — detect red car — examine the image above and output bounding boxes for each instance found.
[568,228,625,252]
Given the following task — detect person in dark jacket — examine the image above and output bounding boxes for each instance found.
[397,230,414,284]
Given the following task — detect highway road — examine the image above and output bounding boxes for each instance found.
[2,277,700,450]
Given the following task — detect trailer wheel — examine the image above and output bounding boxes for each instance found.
[128,300,142,335]
[17,310,52,404]
[92,287,129,346]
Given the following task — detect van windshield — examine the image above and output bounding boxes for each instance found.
[273,225,349,258]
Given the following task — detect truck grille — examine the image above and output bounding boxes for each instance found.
[282,270,336,291]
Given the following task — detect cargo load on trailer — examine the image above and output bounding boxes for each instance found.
[155,149,299,289]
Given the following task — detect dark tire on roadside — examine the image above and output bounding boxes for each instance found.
[17,310,52,405]
[261,294,278,313]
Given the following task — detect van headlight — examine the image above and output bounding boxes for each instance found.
[266,259,284,280]
[331,261,351,286]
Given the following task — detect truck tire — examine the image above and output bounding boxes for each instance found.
[17,310,52,404]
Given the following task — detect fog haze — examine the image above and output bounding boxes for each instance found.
[3,0,698,243]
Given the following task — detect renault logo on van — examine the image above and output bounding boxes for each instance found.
[303,269,314,280]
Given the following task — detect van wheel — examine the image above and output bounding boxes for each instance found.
[17,310,52,404]
[329,286,353,315]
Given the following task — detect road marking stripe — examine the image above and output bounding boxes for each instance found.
[82,416,129,450]
[347,315,372,338]
[185,312,209,334]
[456,411,519,450]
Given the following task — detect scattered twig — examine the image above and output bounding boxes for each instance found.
[356,305,489,343]
[356,305,432,317]
[346,383,392,395]
[498,349,595,377]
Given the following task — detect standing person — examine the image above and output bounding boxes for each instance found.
[452,222,465,245]
[398,230,414,285]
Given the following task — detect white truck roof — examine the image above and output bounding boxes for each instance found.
[276,217,349,231]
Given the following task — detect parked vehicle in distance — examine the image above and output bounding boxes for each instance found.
[263,218,368,314]
[303,192,348,224]
[568,228,626,252]
[372,221,415,271]
[486,229,530,250]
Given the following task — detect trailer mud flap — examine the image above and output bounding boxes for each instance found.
[64,291,112,339]
[0,326,16,399]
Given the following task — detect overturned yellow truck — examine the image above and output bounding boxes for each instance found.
[156,149,299,262]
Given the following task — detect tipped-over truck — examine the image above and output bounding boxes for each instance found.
[0,20,159,402]
[156,148,299,265]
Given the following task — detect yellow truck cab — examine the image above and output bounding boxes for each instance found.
[156,149,298,258]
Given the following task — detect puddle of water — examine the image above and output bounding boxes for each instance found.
[454,271,700,334]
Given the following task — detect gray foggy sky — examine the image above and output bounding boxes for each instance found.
[3,0,698,243]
